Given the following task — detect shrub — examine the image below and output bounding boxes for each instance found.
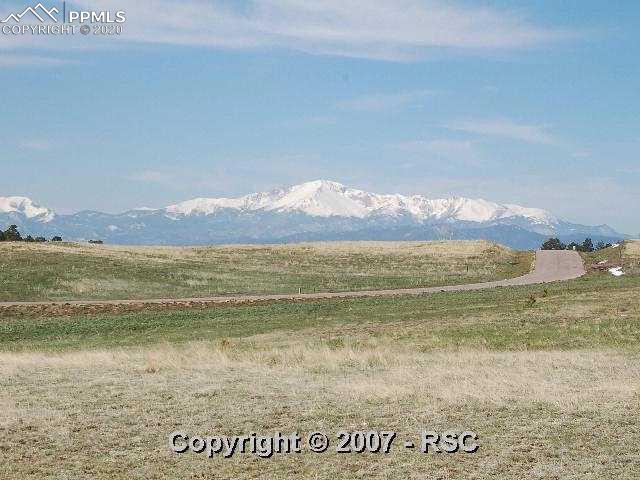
[541,238,565,250]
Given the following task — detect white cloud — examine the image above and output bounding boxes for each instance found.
[340,90,434,111]
[446,118,562,146]
[126,170,176,184]
[616,166,640,175]
[124,155,333,195]
[571,150,591,159]
[0,54,78,67]
[396,138,483,166]
[18,139,56,151]
[1,0,576,63]
[398,138,474,155]
[0,137,61,151]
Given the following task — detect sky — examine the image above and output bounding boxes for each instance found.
[0,0,638,234]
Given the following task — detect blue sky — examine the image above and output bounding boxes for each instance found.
[0,0,638,234]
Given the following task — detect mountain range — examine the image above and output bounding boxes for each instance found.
[0,180,625,249]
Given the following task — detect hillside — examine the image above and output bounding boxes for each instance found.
[0,240,531,302]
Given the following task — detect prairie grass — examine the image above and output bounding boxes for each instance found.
[1,343,637,406]
[1,245,639,478]
[0,240,531,301]
[1,341,639,479]
[624,240,640,269]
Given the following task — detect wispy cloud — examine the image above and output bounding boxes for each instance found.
[124,155,334,195]
[616,166,640,175]
[18,139,57,151]
[126,170,175,185]
[0,53,78,68]
[396,138,483,165]
[1,0,577,63]
[398,138,474,155]
[340,90,434,111]
[446,118,562,146]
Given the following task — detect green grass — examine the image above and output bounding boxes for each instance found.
[2,273,638,353]
[2,243,639,479]
[1,270,639,479]
[0,240,532,301]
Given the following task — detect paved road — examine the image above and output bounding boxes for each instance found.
[0,250,585,309]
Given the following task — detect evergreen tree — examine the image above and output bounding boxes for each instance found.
[4,225,22,241]
[581,238,594,253]
[566,242,579,251]
[541,238,566,250]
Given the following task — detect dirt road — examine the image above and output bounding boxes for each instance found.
[0,250,584,314]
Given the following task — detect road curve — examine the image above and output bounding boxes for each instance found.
[0,250,585,309]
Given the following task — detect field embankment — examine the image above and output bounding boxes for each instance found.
[0,240,531,301]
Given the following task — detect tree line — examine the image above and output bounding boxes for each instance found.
[541,237,613,252]
[0,225,62,243]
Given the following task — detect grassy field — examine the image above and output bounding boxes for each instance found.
[1,243,639,478]
[581,241,640,275]
[0,240,532,301]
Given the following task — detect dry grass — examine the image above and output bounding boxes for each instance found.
[1,243,637,478]
[1,271,639,478]
[1,341,636,406]
[0,240,531,301]
[1,340,638,479]
[621,240,640,274]
[625,240,640,258]
[0,239,505,261]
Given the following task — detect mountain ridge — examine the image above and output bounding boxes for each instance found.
[164,180,559,224]
[0,180,625,249]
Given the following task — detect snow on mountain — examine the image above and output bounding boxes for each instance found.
[164,180,559,226]
[0,196,55,222]
[266,181,368,217]
[0,182,623,249]
[165,196,258,216]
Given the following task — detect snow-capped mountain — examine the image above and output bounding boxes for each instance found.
[0,196,55,222]
[0,181,625,249]
[165,180,558,224]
